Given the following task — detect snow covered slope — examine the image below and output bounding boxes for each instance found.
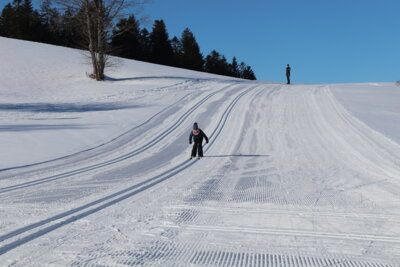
[1,38,400,266]
[0,37,227,169]
[330,83,400,144]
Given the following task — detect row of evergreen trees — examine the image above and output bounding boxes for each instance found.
[0,0,256,80]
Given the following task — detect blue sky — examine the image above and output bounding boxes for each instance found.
[143,0,400,83]
[2,0,400,83]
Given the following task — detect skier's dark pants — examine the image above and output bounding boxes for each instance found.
[286,74,291,84]
[191,142,203,157]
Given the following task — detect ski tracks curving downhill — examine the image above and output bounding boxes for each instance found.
[1,82,400,266]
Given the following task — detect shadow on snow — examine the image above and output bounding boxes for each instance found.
[0,124,93,132]
[204,154,270,158]
[104,75,251,84]
[0,102,143,113]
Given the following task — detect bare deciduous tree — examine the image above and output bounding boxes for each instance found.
[55,0,149,81]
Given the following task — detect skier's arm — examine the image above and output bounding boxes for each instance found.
[189,132,193,144]
[202,131,209,143]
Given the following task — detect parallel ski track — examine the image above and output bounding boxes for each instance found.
[67,84,398,267]
[0,83,260,255]
[0,82,239,194]
[0,79,200,173]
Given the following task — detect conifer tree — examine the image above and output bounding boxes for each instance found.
[180,28,203,71]
[230,57,239,77]
[0,1,257,80]
[149,20,173,66]
[111,15,144,60]
[139,28,151,60]
[170,36,183,67]
[205,50,230,76]
[0,4,15,37]
[58,7,81,48]
[239,62,256,80]
[238,62,247,78]
[39,0,61,44]
[14,0,34,39]
[1,0,44,41]
[242,65,256,80]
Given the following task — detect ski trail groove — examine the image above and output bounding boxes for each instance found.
[0,79,200,173]
[104,84,398,266]
[0,84,260,255]
[0,82,238,194]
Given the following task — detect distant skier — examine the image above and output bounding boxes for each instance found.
[189,122,209,159]
[286,64,291,84]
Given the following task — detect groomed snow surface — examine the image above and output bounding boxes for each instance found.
[0,37,400,266]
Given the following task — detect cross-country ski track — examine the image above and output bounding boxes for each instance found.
[1,79,400,266]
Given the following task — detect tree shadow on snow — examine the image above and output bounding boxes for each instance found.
[0,102,143,113]
[105,75,194,82]
[204,154,270,158]
[0,124,93,132]
[105,75,248,84]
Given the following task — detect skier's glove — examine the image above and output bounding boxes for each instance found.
[189,142,192,145]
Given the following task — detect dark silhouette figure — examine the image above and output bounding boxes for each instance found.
[189,122,209,159]
[286,64,291,84]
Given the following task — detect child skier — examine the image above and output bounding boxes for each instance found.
[189,122,209,159]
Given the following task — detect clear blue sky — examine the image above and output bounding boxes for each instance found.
[2,0,400,83]
[143,0,400,83]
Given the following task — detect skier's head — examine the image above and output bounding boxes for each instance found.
[287,64,290,67]
[193,122,198,130]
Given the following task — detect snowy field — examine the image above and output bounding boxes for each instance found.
[0,37,400,266]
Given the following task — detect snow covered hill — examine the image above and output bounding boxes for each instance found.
[0,37,400,266]
[0,37,229,169]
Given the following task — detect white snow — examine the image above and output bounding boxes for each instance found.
[0,37,399,266]
[330,83,400,144]
[0,37,227,169]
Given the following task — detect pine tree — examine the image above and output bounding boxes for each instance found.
[242,65,256,80]
[181,28,203,71]
[111,15,144,60]
[58,7,81,48]
[139,28,151,60]
[0,1,257,80]
[10,0,45,41]
[170,36,183,67]
[14,0,33,39]
[149,20,173,66]
[238,62,256,80]
[230,57,239,77]
[238,62,247,78]
[0,4,15,37]
[205,50,230,76]
[39,0,61,44]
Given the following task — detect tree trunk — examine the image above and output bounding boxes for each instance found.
[57,0,150,82]
[84,0,99,80]
[96,1,105,81]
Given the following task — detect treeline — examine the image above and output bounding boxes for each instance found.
[0,0,256,80]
